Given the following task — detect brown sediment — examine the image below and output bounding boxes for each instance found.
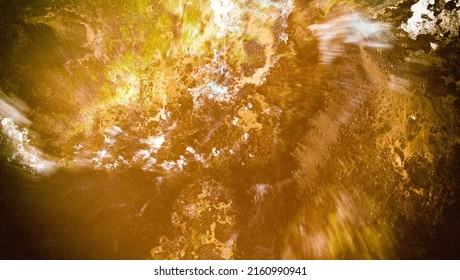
[282,38,459,259]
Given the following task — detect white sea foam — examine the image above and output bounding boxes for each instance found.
[190,0,295,108]
[1,117,56,175]
[0,93,56,175]
[401,0,460,40]
[211,0,243,38]
[186,146,207,165]
[189,79,230,109]
[401,0,436,40]
[309,13,391,64]
[160,155,187,172]
[141,135,166,154]
[0,94,31,126]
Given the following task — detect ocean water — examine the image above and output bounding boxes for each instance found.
[0,0,459,259]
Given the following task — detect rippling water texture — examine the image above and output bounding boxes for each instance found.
[1,0,459,259]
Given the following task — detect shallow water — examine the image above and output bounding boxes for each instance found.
[0,0,459,259]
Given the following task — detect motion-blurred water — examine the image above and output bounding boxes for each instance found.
[1,0,459,259]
